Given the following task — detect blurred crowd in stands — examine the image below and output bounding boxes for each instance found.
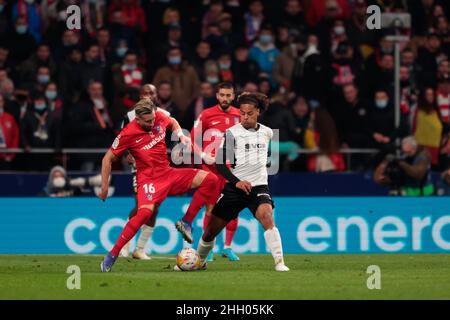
[0,0,449,173]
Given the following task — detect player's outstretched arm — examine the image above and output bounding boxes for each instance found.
[169,117,191,146]
[99,149,117,201]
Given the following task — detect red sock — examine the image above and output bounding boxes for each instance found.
[110,208,153,257]
[183,173,219,223]
[203,213,210,231]
[225,217,238,247]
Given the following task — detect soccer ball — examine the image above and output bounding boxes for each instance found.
[176,248,201,271]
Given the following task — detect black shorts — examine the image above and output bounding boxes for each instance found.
[212,184,274,222]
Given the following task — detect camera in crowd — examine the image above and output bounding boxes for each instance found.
[383,153,407,186]
[43,166,114,197]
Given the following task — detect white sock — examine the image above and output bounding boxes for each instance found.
[197,238,215,262]
[264,227,285,266]
[136,225,154,251]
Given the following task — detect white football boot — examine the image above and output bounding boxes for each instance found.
[275,263,290,272]
[132,249,151,260]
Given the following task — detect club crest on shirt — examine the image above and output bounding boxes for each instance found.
[147,194,153,201]
[155,125,162,133]
[225,118,229,125]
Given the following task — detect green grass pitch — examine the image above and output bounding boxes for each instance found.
[0,254,449,299]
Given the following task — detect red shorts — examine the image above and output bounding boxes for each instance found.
[201,163,226,199]
[136,168,199,207]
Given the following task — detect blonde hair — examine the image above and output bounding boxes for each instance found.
[134,99,156,118]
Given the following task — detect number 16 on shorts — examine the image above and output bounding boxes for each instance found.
[143,183,155,201]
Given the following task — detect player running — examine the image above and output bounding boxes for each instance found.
[99,99,221,272]
[179,82,241,262]
[197,92,290,272]
[119,84,168,260]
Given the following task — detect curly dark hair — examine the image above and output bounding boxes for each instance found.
[237,92,269,112]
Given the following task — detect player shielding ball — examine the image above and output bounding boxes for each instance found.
[99,99,221,272]
[197,92,290,272]
[119,84,168,260]
[184,82,241,262]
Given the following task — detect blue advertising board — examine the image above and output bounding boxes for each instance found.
[0,197,449,254]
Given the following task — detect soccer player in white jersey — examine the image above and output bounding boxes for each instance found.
[120,84,170,260]
[197,92,290,272]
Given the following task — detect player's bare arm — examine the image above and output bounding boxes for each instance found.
[169,116,191,146]
[99,149,117,201]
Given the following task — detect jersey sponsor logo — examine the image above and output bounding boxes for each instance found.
[245,143,267,150]
[135,138,144,143]
[141,132,166,150]
[211,121,221,126]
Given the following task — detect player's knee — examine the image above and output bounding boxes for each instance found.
[137,206,153,221]
[203,172,219,187]
[257,209,273,227]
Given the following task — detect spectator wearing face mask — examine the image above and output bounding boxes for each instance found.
[244,0,265,43]
[44,82,63,135]
[20,93,61,171]
[111,50,146,123]
[43,165,106,197]
[152,46,200,111]
[68,81,114,170]
[0,94,20,170]
[32,65,52,95]
[249,25,279,83]
[6,15,37,65]
[203,59,220,87]
[16,44,56,87]
[153,22,191,72]
[112,39,130,65]
[217,51,234,83]
[368,89,408,148]
[11,0,41,43]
